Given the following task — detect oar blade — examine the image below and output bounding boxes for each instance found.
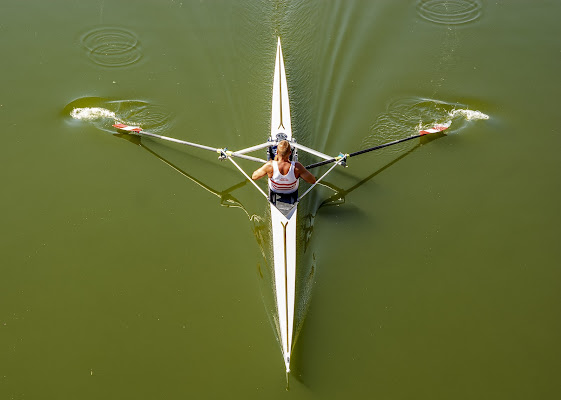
[419,121,451,135]
[113,123,142,133]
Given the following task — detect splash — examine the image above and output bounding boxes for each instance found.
[449,109,489,121]
[70,107,116,121]
[361,98,489,152]
[65,97,174,134]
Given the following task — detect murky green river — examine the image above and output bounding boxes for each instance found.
[2,0,560,398]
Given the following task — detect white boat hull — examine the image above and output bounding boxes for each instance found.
[270,204,297,372]
[270,37,296,373]
[271,38,292,141]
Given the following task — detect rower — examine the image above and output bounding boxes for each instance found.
[252,140,316,205]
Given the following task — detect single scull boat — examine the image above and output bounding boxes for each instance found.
[109,37,452,375]
[269,37,297,373]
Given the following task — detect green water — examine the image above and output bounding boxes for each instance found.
[1,0,560,398]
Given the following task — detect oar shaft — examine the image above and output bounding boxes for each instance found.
[233,142,272,155]
[116,126,267,163]
[291,142,333,161]
[348,134,421,157]
[226,152,267,163]
[137,130,219,152]
[305,134,422,169]
[304,157,337,170]
[304,122,451,169]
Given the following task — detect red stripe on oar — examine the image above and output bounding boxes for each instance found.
[113,123,142,132]
[419,121,451,135]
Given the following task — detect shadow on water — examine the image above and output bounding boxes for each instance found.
[321,133,444,210]
[67,96,477,384]
[114,132,270,259]
[289,130,447,383]
[116,128,447,386]
[112,132,292,375]
[114,128,445,378]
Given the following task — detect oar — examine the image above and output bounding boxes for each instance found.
[304,121,451,169]
[112,124,268,163]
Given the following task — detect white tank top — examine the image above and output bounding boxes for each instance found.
[268,161,299,193]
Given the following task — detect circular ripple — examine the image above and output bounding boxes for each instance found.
[80,27,142,67]
[417,0,482,25]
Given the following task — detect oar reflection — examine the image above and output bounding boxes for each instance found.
[299,132,446,255]
[317,131,445,209]
[114,133,271,260]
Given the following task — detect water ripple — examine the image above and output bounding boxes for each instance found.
[417,0,482,25]
[80,27,142,67]
[361,97,488,153]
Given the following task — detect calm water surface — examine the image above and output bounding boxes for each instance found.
[1,1,560,399]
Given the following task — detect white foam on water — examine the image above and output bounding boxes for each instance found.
[70,107,116,121]
[449,109,489,121]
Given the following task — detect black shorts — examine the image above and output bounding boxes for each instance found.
[269,190,298,205]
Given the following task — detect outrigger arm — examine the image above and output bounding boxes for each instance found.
[112,121,451,209]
